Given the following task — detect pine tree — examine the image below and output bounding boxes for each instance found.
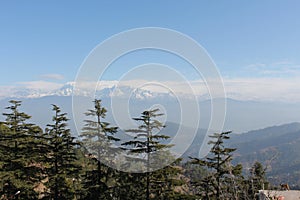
[183,161,209,199]
[43,104,81,200]
[248,161,269,198]
[121,109,174,200]
[80,99,119,199]
[190,131,238,199]
[0,100,42,199]
[112,171,146,200]
[150,158,191,199]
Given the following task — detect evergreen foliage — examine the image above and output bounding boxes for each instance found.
[43,104,81,200]
[0,100,42,199]
[121,109,186,199]
[190,131,244,199]
[247,161,269,199]
[80,99,119,199]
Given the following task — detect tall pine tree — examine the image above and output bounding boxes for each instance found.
[80,99,119,199]
[121,109,174,200]
[43,104,81,200]
[190,131,237,199]
[0,100,42,199]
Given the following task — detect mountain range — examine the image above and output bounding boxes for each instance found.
[1,84,300,133]
[0,81,185,100]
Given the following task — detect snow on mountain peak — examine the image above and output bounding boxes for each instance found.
[0,80,187,100]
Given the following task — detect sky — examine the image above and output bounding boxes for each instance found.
[1,1,300,102]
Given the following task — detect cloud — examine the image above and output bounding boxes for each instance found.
[0,85,15,99]
[244,61,300,77]
[40,73,65,80]
[223,77,300,102]
[1,77,300,103]
[0,81,63,99]
[73,78,300,102]
[17,81,63,90]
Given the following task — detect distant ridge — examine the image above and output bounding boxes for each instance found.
[229,122,300,188]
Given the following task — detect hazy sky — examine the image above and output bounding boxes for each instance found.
[1,1,300,94]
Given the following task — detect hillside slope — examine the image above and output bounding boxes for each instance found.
[230,123,300,188]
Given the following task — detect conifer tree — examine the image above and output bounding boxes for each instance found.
[43,104,81,200]
[0,100,41,199]
[80,99,119,199]
[150,158,191,199]
[121,109,174,200]
[113,171,146,200]
[248,161,269,199]
[190,131,237,199]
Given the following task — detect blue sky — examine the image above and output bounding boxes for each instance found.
[1,1,300,86]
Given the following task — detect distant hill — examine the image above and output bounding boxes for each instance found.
[230,122,300,153]
[229,122,300,188]
[179,122,300,188]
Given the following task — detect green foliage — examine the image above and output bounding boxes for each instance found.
[81,99,119,159]
[80,99,119,199]
[190,131,244,199]
[121,109,173,170]
[247,161,269,198]
[43,104,81,200]
[150,159,191,199]
[121,109,187,199]
[0,100,42,199]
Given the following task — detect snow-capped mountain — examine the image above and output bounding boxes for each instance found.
[1,81,181,100]
[54,82,177,100]
[1,81,300,134]
[0,86,55,99]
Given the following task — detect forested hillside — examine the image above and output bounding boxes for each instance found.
[230,123,300,188]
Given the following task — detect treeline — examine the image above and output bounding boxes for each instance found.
[0,99,268,200]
